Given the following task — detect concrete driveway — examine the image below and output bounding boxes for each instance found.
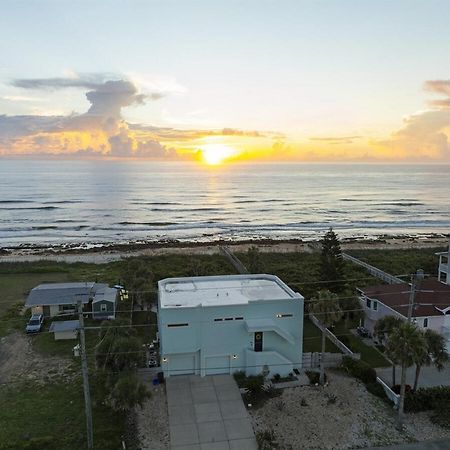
[376,362,450,389]
[166,374,257,450]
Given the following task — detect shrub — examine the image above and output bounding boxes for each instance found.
[233,370,247,388]
[392,384,412,395]
[305,371,326,384]
[341,356,376,384]
[256,430,279,450]
[404,386,450,413]
[366,382,388,401]
[430,399,450,429]
[245,375,265,396]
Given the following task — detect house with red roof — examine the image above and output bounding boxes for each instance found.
[357,237,450,349]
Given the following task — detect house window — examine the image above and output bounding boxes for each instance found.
[167,323,189,327]
[366,298,371,308]
[373,301,378,311]
[214,318,223,322]
[100,304,107,312]
[423,318,428,328]
[224,317,233,321]
[235,317,244,320]
[60,304,75,312]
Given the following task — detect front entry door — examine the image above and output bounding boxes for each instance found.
[254,332,263,352]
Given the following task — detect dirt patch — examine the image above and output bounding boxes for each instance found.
[0,332,75,384]
[249,370,450,449]
[135,382,169,450]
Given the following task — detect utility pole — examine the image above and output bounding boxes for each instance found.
[78,300,94,450]
[398,269,424,425]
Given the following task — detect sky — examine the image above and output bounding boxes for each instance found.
[1,0,450,164]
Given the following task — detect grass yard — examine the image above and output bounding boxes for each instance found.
[302,318,340,353]
[333,322,390,368]
[0,378,126,450]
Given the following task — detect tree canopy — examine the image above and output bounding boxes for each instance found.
[319,228,345,292]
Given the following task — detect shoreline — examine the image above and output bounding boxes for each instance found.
[0,234,448,264]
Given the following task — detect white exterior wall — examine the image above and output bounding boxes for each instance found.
[158,297,303,378]
[360,295,450,349]
[359,296,404,334]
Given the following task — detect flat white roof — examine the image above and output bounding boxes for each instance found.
[158,274,301,309]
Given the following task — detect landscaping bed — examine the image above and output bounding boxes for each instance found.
[249,370,450,449]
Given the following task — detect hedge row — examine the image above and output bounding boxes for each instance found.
[405,386,450,413]
[341,356,377,384]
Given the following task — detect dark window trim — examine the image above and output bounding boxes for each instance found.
[224,317,233,321]
[280,314,293,318]
[167,323,189,328]
[235,317,244,320]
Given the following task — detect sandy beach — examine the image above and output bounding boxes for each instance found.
[0,234,447,264]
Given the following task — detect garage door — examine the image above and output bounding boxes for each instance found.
[169,354,195,376]
[205,355,230,375]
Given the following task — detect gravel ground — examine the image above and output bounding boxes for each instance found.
[0,332,75,384]
[135,382,169,450]
[249,370,450,450]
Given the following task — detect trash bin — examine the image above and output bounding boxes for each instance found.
[152,378,159,386]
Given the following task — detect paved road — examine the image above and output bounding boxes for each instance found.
[376,362,450,389]
[166,374,257,450]
[366,438,450,449]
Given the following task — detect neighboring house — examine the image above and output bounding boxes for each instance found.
[436,235,450,285]
[49,320,80,340]
[158,274,304,378]
[92,287,119,320]
[358,237,450,349]
[26,282,117,319]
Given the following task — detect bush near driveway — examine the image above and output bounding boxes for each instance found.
[341,356,377,384]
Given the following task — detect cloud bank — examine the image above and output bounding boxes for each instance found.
[0,73,273,160]
[376,79,450,160]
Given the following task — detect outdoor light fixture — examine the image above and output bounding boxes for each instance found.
[276,314,282,318]
[232,354,238,359]
[162,357,168,362]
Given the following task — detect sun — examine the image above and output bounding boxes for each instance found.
[201,144,237,165]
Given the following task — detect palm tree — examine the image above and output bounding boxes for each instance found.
[413,329,448,391]
[374,316,403,386]
[386,322,426,423]
[309,289,343,385]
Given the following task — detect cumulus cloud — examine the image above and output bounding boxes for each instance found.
[0,73,273,159]
[375,79,450,160]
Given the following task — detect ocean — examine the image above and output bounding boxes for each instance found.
[1,160,449,247]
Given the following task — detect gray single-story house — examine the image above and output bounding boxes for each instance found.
[25,282,116,319]
[92,287,119,320]
[49,320,80,340]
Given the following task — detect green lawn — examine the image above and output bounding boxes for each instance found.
[0,378,126,450]
[303,318,390,367]
[333,322,390,367]
[302,318,340,353]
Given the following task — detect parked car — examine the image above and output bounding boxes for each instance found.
[26,314,44,334]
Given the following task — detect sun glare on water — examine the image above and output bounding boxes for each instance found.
[201,144,237,165]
